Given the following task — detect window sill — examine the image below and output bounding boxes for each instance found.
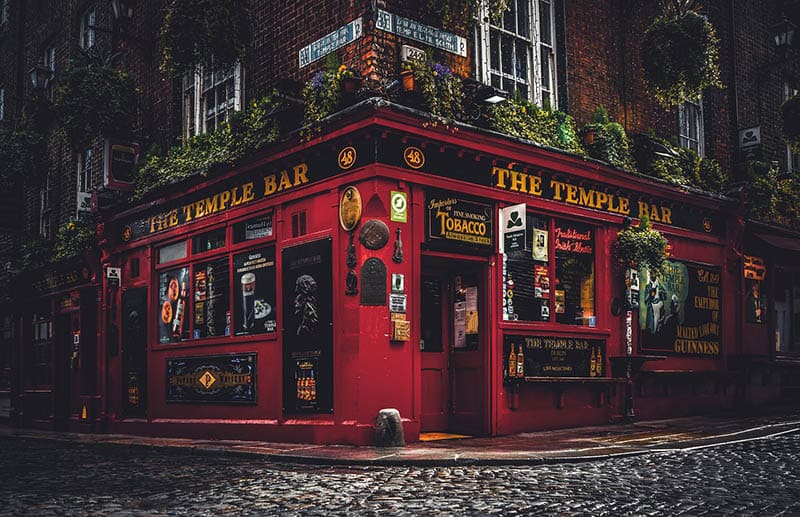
[499,320,611,338]
[152,332,278,351]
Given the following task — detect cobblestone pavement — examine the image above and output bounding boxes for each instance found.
[2,432,799,516]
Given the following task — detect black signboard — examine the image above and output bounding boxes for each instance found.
[233,248,277,336]
[425,191,493,251]
[638,260,721,356]
[282,239,333,413]
[158,267,189,344]
[360,257,387,306]
[166,353,257,404]
[503,335,605,380]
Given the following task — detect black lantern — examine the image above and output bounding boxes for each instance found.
[772,17,796,51]
[111,0,134,21]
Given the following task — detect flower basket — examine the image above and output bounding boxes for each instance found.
[781,94,800,153]
[641,10,722,106]
[615,215,667,275]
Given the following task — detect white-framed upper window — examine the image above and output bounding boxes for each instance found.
[0,0,8,26]
[0,87,4,121]
[183,62,242,139]
[77,147,93,214]
[679,98,704,156]
[80,6,96,49]
[39,175,51,239]
[42,45,56,100]
[473,0,557,108]
[785,82,800,174]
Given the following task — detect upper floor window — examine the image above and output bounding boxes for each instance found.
[785,82,799,174]
[183,63,242,139]
[679,98,704,156]
[77,147,93,213]
[474,0,558,108]
[0,87,4,121]
[80,6,96,49]
[0,0,8,26]
[42,45,56,99]
[39,174,51,239]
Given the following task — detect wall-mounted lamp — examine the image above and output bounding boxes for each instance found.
[772,17,796,52]
[476,84,507,105]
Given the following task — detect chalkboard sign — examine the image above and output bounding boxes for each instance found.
[503,335,605,381]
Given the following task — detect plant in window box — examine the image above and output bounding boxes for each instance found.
[302,56,345,127]
[423,0,510,31]
[744,161,800,228]
[54,51,138,150]
[160,0,249,75]
[405,56,465,120]
[337,65,361,95]
[485,94,584,155]
[640,2,722,107]
[631,133,727,194]
[781,94,800,153]
[615,214,667,276]
[53,213,99,263]
[579,106,635,171]
[400,61,415,92]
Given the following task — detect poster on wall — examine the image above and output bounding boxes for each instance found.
[166,353,256,404]
[282,239,333,413]
[639,260,721,356]
[233,248,277,336]
[158,267,189,344]
[193,258,229,338]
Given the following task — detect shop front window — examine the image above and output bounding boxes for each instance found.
[775,268,800,355]
[155,219,276,344]
[502,214,595,327]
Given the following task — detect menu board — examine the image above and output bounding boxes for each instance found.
[233,248,277,336]
[503,335,605,380]
[639,260,721,356]
[158,267,189,344]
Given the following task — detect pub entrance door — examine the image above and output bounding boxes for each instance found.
[419,258,487,435]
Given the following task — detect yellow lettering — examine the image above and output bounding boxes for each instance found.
[618,197,630,215]
[638,201,649,220]
[595,191,608,209]
[565,184,578,204]
[510,170,526,193]
[293,163,309,185]
[529,175,542,196]
[661,206,672,224]
[550,179,565,200]
[650,204,660,222]
[219,190,231,210]
[579,188,595,208]
[493,166,509,189]
[168,209,178,227]
[278,170,293,191]
[241,182,255,203]
[182,204,193,222]
[264,175,277,196]
[204,195,219,216]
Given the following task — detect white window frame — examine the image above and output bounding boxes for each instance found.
[0,0,8,27]
[0,87,4,121]
[679,98,705,156]
[39,175,51,239]
[80,6,96,50]
[785,82,800,174]
[473,0,557,108]
[77,147,93,214]
[43,46,56,100]
[183,62,243,140]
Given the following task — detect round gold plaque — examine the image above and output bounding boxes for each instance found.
[339,186,362,231]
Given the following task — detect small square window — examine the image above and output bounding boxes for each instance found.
[158,241,187,264]
[192,228,226,254]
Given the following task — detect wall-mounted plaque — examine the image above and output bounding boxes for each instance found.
[359,219,390,249]
[361,258,387,306]
[339,186,362,231]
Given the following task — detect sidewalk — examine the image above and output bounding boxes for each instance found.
[2,410,799,466]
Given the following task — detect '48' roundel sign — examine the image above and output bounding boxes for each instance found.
[403,146,425,169]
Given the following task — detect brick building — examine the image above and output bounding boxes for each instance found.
[0,0,798,443]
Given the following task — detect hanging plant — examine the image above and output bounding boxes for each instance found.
[616,214,667,275]
[160,0,250,75]
[781,94,800,153]
[641,5,722,107]
[53,213,99,263]
[54,52,138,150]
[302,56,352,127]
[0,127,46,189]
[423,0,510,31]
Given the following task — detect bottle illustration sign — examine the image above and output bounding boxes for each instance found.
[159,267,189,343]
[233,248,277,336]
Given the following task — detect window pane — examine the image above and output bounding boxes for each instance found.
[539,0,552,45]
[233,248,277,335]
[158,267,190,343]
[233,214,274,243]
[503,0,515,30]
[490,29,501,70]
[540,47,552,90]
[501,34,514,75]
[158,241,187,264]
[193,258,229,338]
[192,228,226,254]
[517,0,529,38]
[554,220,595,326]
[503,214,550,322]
[515,40,528,79]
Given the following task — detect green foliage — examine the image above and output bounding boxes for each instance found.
[486,95,584,154]
[53,213,98,263]
[423,0,510,30]
[302,56,347,127]
[160,0,250,75]
[0,127,46,189]
[631,134,726,194]
[53,52,138,150]
[133,94,282,201]
[616,214,667,275]
[641,11,722,107]
[20,236,54,272]
[745,161,800,227]
[405,55,464,120]
[781,94,800,153]
[580,106,635,170]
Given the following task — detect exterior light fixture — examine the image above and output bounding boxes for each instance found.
[111,0,134,21]
[772,17,796,51]
[28,66,51,91]
[477,84,507,104]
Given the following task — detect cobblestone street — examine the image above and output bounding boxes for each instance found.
[2,431,799,516]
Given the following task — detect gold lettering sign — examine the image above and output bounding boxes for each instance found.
[404,146,425,169]
[743,255,766,281]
